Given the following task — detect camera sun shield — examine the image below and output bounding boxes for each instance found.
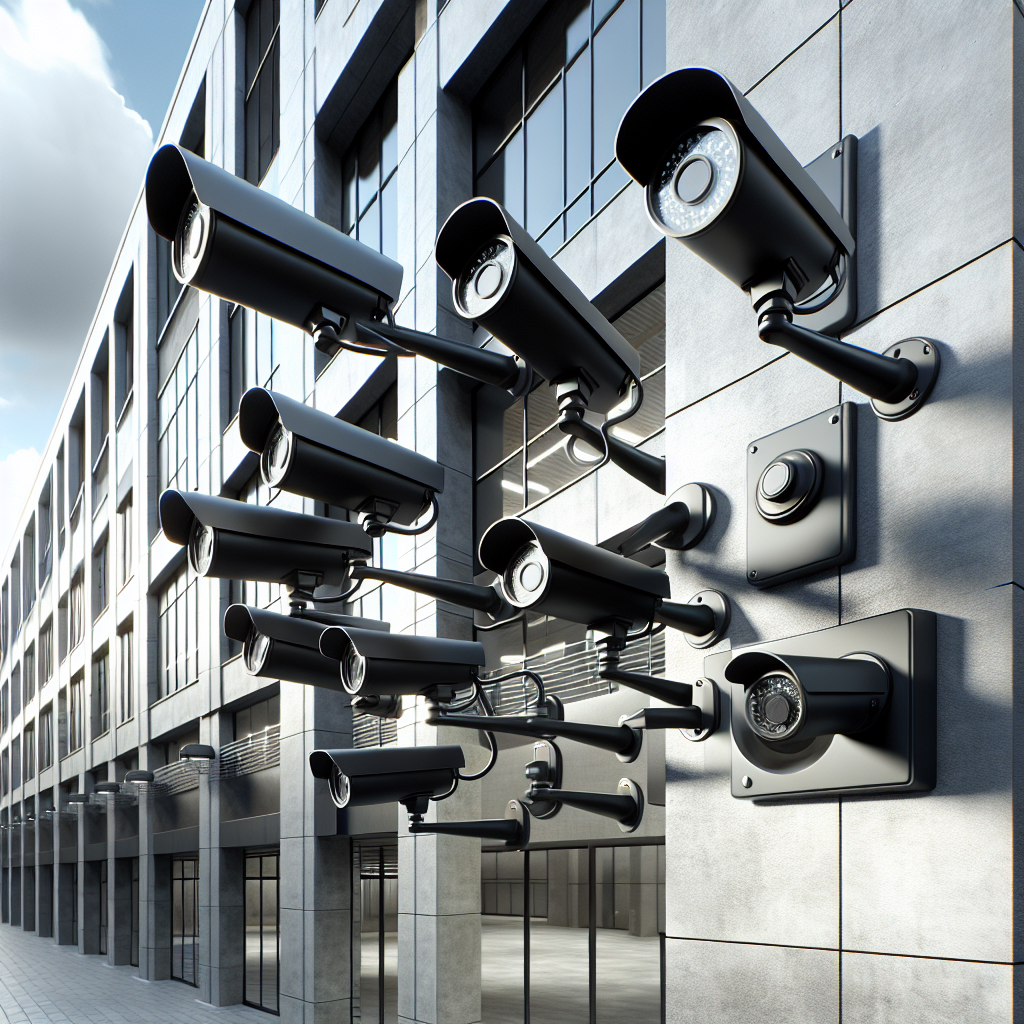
[434,198,641,414]
[145,144,402,347]
[237,388,444,527]
[159,489,372,588]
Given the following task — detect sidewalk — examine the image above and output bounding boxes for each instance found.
[0,923,268,1024]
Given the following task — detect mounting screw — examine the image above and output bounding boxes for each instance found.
[832,147,841,159]
[909,389,920,400]
[923,345,931,355]
[695,679,703,687]
[741,776,753,789]
[749,445,757,454]
[830,414,839,424]
[749,570,757,579]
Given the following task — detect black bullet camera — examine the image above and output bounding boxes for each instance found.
[318,625,485,701]
[144,144,402,353]
[309,745,465,815]
[617,69,939,420]
[223,605,387,688]
[159,490,372,590]
[435,198,641,415]
[725,651,889,746]
[478,517,729,646]
[238,388,445,535]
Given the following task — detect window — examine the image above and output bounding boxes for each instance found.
[22,522,35,613]
[68,674,84,753]
[0,682,7,733]
[23,643,34,706]
[158,325,199,495]
[342,79,399,263]
[227,304,246,424]
[38,476,52,586]
[56,444,66,554]
[244,852,280,1012]
[10,554,20,637]
[118,494,133,588]
[155,234,183,334]
[118,628,133,723]
[0,747,7,796]
[23,720,34,782]
[92,653,110,738]
[11,662,20,719]
[39,619,52,688]
[234,694,280,741]
[474,0,665,255]
[1,578,8,659]
[11,734,20,790]
[244,0,280,185]
[39,705,53,771]
[158,565,198,699]
[114,271,135,415]
[69,571,85,650]
[93,536,109,618]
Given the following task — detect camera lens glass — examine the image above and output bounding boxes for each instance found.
[456,235,515,319]
[261,422,294,487]
[188,520,216,575]
[649,119,740,237]
[330,769,352,809]
[244,629,272,675]
[174,193,211,282]
[342,645,367,693]
[745,672,803,741]
[504,541,550,607]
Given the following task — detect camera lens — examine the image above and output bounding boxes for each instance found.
[330,769,352,809]
[244,629,272,675]
[174,193,211,282]
[261,422,294,487]
[456,235,515,319]
[188,520,216,575]
[503,541,549,607]
[649,119,740,237]
[745,672,803,741]
[343,645,367,693]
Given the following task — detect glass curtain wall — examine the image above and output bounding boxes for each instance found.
[482,844,664,1024]
[171,857,199,986]
[355,842,398,1024]
[244,851,280,1013]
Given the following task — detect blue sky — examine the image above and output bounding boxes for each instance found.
[0,0,204,553]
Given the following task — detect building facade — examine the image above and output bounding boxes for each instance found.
[0,0,1018,1022]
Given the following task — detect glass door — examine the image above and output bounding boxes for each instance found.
[130,857,139,968]
[244,851,279,1013]
[171,856,199,985]
[356,843,398,1024]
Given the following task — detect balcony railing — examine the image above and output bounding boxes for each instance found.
[216,724,280,778]
[152,759,199,795]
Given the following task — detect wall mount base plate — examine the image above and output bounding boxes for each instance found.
[870,337,941,421]
[702,609,936,802]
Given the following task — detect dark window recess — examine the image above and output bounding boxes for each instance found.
[171,857,200,986]
[245,0,280,185]
[155,233,183,335]
[473,0,665,256]
[228,304,246,425]
[244,852,280,1013]
[342,79,399,263]
[234,694,280,741]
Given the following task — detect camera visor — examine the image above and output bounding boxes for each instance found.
[244,629,272,675]
[649,119,740,237]
[261,422,294,488]
[745,672,804,742]
[503,541,550,608]
[174,193,212,284]
[188,520,216,576]
[455,235,515,319]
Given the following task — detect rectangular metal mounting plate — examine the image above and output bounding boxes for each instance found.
[702,609,936,802]
[795,135,857,336]
[746,403,856,588]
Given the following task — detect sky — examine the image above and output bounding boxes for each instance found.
[0,0,204,557]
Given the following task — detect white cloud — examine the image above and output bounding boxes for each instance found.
[0,446,41,559]
[0,0,153,455]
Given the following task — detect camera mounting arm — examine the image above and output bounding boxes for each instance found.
[525,779,644,833]
[407,799,530,849]
[355,321,533,399]
[350,565,517,622]
[753,273,939,421]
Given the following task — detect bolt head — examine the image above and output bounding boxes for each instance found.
[749,445,757,454]
[741,776,753,789]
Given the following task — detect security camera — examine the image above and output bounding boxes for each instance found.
[724,650,890,745]
[238,388,445,536]
[478,517,729,647]
[159,490,372,591]
[223,604,387,689]
[524,778,644,834]
[145,144,402,354]
[616,68,939,421]
[309,745,465,816]
[318,625,485,701]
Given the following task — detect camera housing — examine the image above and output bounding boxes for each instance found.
[309,745,465,814]
[434,198,641,415]
[145,144,402,350]
[318,625,484,701]
[159,490,372,589]
[238,388,445,532]
[223,604,387,689]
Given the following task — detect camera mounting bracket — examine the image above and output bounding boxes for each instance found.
[601,484,716,560]
[702,608,936,801]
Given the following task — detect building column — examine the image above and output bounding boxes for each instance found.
[107,789,133,966]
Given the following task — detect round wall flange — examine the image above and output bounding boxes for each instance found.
[505,799,530,848]
[684,590,731,649]
[680,677,720,742]
[870,338,940,421]
[657,483,716,550]
[616,778,644,834]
